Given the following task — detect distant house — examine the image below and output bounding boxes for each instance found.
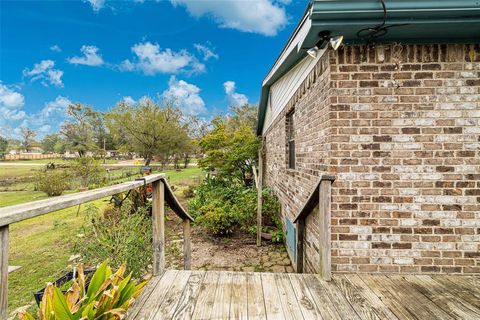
[257,0,480,274]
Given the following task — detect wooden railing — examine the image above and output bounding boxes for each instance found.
[293,174,335,280]
[0,174,194,318]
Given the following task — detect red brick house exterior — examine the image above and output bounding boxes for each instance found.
[257,2,480,275]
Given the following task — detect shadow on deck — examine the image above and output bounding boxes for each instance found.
[126,270,480,320]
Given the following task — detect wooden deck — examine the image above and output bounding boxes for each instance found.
[126,270,480,320]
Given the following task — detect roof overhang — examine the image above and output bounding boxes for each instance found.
[257,0,480,135]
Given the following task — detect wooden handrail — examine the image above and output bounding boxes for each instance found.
[293,174,335,223]
[0,174,165,227]
[293,174,335,280]
[160,177,194,222]
[0,174,194,318]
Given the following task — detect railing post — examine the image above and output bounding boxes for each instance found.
[0,225,8,319]
[296,218,305,273]
[183,219,191,270]
[152,180,165,276]
[256,142,263,247]
[319,179,332,281]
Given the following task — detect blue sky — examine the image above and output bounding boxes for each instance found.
[0,0,307,138]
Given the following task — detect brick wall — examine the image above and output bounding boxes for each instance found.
[264,52,332,272]
[263,44,480,274]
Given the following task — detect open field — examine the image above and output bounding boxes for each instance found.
[0,165,204,314]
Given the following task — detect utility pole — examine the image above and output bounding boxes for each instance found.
[103,138,106,164]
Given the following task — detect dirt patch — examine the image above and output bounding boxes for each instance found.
[164,212,293,273]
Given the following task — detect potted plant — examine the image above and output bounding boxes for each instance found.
[33,267,95,306]
[19,260,146,320]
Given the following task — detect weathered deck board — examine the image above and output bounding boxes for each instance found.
[287,273,321,319]
[229,272,249,319]
[387,275,453,320]
[274,273,304,320]
[302,274,343,320]
[191,271,219,320]
[171,271,206,320]
[333,275,396,320]
[404,275,480,319]
[308,274,359,319]
[431,276,480,311]
[126,271,480,320]
[260,273,285,320]
[211,271,233,319]
[246,272,267,320]
[360,274,417,320]
[154,271,192,319]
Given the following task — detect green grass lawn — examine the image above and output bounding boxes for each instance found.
[0,191,48,207]
[2,158,118,165]
[0,165,42,179]
[1,166,203,314]
[2,159,68,165]
[7,201,105,312]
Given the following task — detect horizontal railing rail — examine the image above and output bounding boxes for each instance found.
[0,173,193,318]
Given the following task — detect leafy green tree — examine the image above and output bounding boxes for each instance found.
[228,104,258,131]
[20,127,36,152]
[61,103,98,156]
[54,139,67,154]
[107,98,191,166]
[0,136,8,159]
[199,117,259,186]
[72,156,106,188]
[41,133,61,153]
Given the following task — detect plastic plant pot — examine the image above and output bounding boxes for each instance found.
[33,267,96,306]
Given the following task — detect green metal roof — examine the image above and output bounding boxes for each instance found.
[257,0,480,135]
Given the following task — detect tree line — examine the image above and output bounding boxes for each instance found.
[0,99,259,171]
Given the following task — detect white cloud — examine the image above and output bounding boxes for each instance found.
[194,43,219,61]
[46,69,64,87]
[24,96,71,137]
[0,108,26,121]
[50,45,62,52]
[68,45,104,66]
[85,0,106,12]
[24,60,54,77]
[170,0,288,36]
[163,76,206,116]
[0,95,71,139]
[0,83,27,137]
[40,96,71,118]
[224,81,248,106]
[121,42,205,76]
[123,96,136,105]
[0,83,25,109]
[23,60,64,88]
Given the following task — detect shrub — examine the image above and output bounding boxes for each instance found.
[35,169,71,196]
[182,185,196,198]
[262,187,282,228]
[196,202,237,236]
[72,156,107,188]
[75,203,152,278]
[189,179,282,237]
[18,260,146,320]
[270,229,283,243]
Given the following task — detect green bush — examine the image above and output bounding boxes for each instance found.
[72,156,107,188]
[196,202,237,236]
[189,179,282,237]
[182,185,196,198]
[75,202,152,278]
[35,169,71,196]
